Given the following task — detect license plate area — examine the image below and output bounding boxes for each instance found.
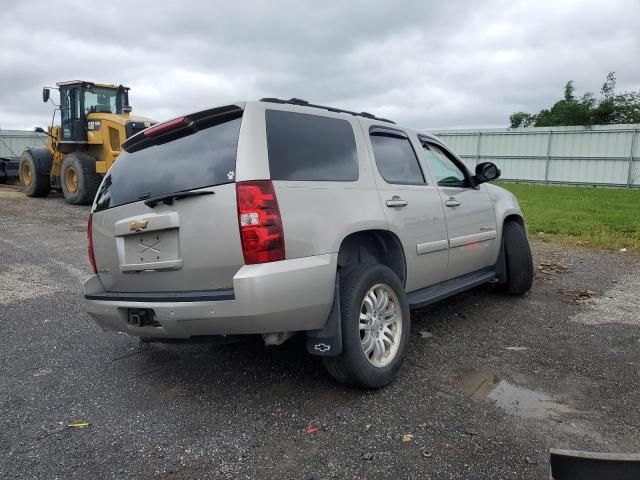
[119,228,182,272]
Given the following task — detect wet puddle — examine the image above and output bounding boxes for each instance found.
[455,370,575,419]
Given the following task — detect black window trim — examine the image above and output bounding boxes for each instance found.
[418,135,477,189]
[369,126,408,139]
[265,108,360,183]
[369,125,427,186]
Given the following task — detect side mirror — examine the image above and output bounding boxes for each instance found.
[34,127,46,134]
[474,162,501,184]
[42,88,50,103]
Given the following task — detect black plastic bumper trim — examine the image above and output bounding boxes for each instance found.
[85,289,235,303]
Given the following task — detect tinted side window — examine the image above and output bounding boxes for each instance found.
[422,142,468,188]
[370,132,425,185]
[266,110,358,181]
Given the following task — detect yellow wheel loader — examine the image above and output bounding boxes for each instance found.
[20,81,155,204]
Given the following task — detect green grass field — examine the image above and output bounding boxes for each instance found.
[496,182,640,253]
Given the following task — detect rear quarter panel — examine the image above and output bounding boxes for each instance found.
[239,102,388,259]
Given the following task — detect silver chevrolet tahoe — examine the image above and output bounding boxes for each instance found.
[84,98,533,388]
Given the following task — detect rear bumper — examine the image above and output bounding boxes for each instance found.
[84,254,337,338]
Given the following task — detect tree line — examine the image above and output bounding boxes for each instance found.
[510,72,640,128]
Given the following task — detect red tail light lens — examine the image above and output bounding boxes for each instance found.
[236,180,285,264]
[87,213,97,274]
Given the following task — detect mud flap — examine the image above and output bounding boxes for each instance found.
[306,276,342,356]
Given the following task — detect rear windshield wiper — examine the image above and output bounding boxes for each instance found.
[142,190,214,208]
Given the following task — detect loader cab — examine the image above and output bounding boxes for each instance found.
[55,81,131,142]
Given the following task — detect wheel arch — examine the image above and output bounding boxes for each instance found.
[504,213,525,226]
[306,229,407,358]
[336,229,406,286]
[496,209,526,245]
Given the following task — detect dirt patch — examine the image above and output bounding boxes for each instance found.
[557,288,597,304]
[0,262,65,304]
[572,272,640,326]
[536,261,569,278]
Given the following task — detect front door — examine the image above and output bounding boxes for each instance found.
[365,126,449,292]
[60,86,85,142]
[420,139,499,280]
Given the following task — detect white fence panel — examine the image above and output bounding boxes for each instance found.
[0,130,44,158]
[433,124,640,187]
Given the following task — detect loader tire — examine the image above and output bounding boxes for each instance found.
[60,152,102,205]
[19,150,51,197]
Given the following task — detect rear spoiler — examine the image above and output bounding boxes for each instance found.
[122,104,245,153]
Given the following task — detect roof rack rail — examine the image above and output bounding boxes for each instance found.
[259,98,396,124]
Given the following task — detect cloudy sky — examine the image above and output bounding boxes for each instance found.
[1,0,639,131]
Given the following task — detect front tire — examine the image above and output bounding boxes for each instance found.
[60,152,102,205]
[502,221,534,295]
[323,263,410,388]
[19,150,51,197]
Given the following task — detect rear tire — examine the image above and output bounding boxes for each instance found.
[60,152,102,205]
[19,150,51,197]
[323,263,410,388]
[502,221,534,295]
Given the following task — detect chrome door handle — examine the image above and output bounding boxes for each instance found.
[386,196,408,208]
[445,197,461,208]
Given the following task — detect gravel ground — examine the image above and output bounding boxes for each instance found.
[1,187,639,479]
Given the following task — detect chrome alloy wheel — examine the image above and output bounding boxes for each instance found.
[359,283,403,367]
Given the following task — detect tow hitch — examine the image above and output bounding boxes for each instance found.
[127,308,158,327]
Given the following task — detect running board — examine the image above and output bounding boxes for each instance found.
[407,268,497,309]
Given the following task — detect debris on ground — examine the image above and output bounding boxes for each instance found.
[557,289,596,304]
[422,450,433,458]
[304,426,319,434]
[506,346,528,351]
[402,433,414,443]
[65,422,91,428]
[620,248,628,252]
[418,331,433,339]
[536,262,569,277]
[362,452,375,461]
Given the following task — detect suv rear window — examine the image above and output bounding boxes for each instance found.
[266,110,358,181]
[94,113,242,211]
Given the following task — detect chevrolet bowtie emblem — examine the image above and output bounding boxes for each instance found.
[129,220,149,232]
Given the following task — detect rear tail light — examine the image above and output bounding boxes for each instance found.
[87,213,97,274]
[236,180,285,264]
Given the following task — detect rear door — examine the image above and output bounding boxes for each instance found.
[91,107,245,293]
[365,126,449,292]
[419,139,498,279]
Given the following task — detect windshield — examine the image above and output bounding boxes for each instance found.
[93,112,242,212]
[84,87,118,114]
